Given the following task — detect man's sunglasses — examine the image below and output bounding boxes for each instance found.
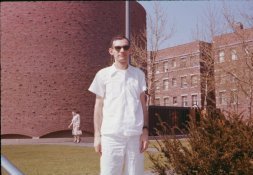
[114,45,130,52]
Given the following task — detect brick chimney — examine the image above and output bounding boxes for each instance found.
[233,22,244,31]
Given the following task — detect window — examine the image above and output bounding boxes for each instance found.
[163,79,169,90]
[231,49,238,60]
[182,96,188,107]
[219,51,225,63]
[220,74,226,84]
[173,97,177,104]
[191,56,199,66]
[154,81,160,91]
[192,95,198,106]
[180,57,187,68]
[230,74,238,84]
[155,98,160,105]
[171,59,176,68]
[163,61,169,72]
[191,75,198,86]
[219,91,226,105]
[181,76,187,88]
[230,90,238,105]
[172,78,177,87]
[155,63,159,74]
[215,74,220,84]
[164,97,169,106]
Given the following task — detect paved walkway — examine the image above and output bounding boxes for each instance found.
[2,137,94,147]
[1,137,156,175]
[2,137,158,151]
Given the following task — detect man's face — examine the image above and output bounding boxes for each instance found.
[109,39,130,64]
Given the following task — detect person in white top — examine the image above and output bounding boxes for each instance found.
[89,35,149,175]
[68,111,81,143]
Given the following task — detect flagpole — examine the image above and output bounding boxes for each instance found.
[125,1,131,64]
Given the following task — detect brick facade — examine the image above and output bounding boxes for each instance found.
[152,41,214,109]
[1,1,146,137]
[213,27,253,116]
[152,26,253,117]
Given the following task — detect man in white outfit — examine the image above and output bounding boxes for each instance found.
[88,35,149,175]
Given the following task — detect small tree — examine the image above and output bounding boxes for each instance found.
[131,2,174,105]
[192,2,253,117]
[221,4,253,117]
[149,110,253,174]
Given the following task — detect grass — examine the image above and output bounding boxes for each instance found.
[1,144,154,175]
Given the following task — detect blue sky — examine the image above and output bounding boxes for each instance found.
[138,1,253,50]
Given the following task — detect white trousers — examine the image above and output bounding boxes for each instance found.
[100,135,144,175]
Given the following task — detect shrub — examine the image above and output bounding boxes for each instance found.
[148,110,253,175]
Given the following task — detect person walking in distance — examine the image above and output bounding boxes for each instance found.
[88,35,149,175]
[68,111,81,143]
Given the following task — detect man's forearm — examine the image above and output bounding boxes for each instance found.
[94,96,103,146]
[94,105,103,135]
[140,92,149,129]
[94,114,102,137]
[143,107,149,128]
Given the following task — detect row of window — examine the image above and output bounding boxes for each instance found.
[156,75,198,90]
[155,90,239,107]
[153,56,199,73]
[155,94,198,107]
[153,49,239,73]
[218,49,238,63]
[218,90,238,105]
[216,73,238,85]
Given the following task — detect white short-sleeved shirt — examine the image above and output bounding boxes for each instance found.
[88,64,147,136]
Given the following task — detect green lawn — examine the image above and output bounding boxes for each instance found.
[1,144,153,175]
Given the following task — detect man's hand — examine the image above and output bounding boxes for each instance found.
[94,136,102,156]
[140,129,149,153]
[94,144,102,156]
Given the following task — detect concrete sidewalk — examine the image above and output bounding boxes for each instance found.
[1,137,94,147]
[2,137,158,152]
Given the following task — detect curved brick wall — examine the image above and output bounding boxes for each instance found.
[1,1,146,137]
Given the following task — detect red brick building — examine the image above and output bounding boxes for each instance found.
[213,24,253,117]
[151,25,253,117]
[1,1,146,138]
[151,41,215,109]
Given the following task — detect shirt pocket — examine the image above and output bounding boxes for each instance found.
[105,80,122,99]
[127,96,140,114]
[126,79,139,99]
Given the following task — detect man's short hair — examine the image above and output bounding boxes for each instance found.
[109,35,130,48]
